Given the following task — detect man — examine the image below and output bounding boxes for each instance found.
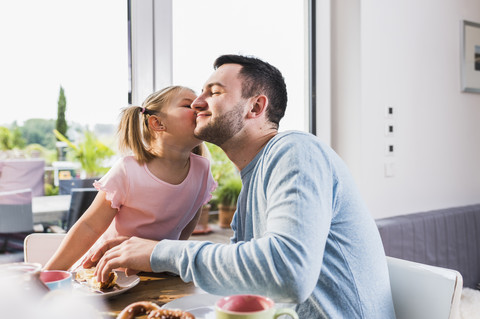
[89,55,395,318]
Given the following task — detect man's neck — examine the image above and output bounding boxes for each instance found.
[221,129,278,171]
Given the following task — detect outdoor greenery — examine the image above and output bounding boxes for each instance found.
[23,143,57,162]
[216,176,242,207]
[56,86,68,139]
[0,86,118,196]
[44,183,59,196]
[53,129,115,178]
[205,142,242,208]
[19,119,57,149]
[0,126,25,150]
[205,142,237,186]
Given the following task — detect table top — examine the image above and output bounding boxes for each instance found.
[32,195,71,224]
[101,272,203,318]
[32,195,71,214]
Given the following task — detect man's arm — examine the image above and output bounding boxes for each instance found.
[149,135,334,303]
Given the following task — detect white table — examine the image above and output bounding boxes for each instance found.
[32,195,71,224]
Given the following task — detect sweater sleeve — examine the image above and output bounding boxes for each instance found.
[151,134,335,303]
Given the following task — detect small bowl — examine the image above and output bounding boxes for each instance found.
[40,270,72,290]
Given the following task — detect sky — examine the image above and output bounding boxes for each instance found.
[0,0,128,128]
[0,0,306,132]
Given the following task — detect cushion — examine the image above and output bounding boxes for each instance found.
[376,204,480,289]
[0,159,45,196]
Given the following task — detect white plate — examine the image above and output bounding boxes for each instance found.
[162,294,222,319]
[74,271,140,297]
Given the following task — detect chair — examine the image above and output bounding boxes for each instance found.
[387,256,463,319]
[0,189,34,252]
[64,188,98,231]
[23,233,66,266]
[0,159,45,196]
[59,178,97,195]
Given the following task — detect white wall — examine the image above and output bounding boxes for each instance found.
[348,0,480,218]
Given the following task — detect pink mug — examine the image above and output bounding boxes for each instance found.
[215,294,298,319]
[40,270,72,290]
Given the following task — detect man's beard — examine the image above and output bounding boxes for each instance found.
[194,102,245,146]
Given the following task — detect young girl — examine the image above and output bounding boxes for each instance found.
[44,86,216,271]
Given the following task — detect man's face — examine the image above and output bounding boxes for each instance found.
[192,64,248,146]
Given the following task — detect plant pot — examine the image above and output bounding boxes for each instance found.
[193,204,212,234]
[218,204,236,228]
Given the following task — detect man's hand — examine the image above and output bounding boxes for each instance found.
[92,236,158,282]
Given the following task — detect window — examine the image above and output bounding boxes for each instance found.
[171,0,308,132]
[1,0,128,129]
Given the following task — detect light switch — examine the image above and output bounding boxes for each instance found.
[385,106,394,118]
[385,143,395,156]
[385,121,395,137]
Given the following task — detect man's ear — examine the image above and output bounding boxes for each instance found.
[247,95,268,119]
[148,115,166,131]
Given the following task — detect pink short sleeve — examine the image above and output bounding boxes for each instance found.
[93,157,130,210]
[203,171,218,205]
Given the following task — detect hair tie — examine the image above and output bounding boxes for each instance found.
[140,107,146,114]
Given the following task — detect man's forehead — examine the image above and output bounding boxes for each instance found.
[204,64,242,87]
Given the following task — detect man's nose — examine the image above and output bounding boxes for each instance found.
[191,95,207,111]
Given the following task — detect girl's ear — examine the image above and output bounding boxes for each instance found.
[148,115,166,131]
[247,95,268,119]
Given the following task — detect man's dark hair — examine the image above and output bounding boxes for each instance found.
[214,54,288,129]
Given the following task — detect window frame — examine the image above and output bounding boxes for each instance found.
[128,0,329,141]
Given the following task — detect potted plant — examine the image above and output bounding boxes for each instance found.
[193,203,212,234]
[216,177,242,228]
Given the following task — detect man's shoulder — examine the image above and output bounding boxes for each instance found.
[259,130,339,174]
[267,130,329,154]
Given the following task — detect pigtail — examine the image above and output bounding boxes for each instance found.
[117,106,155,164]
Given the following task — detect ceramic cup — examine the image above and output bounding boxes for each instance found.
[215,295,298,319]
[40,270,73,290]
[0,262,49,293]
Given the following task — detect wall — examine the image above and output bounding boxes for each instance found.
[353,0,480,218]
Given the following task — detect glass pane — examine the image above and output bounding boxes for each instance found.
[0,0,128,129]
[172,0,307,132]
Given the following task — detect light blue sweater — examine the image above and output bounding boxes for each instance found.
[151,131,395,318]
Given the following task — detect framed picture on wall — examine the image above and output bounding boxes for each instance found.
[461,20,480,93]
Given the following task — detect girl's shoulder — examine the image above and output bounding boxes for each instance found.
[122,155,142,167]
[190,152,211,168]
[106,156,143,177]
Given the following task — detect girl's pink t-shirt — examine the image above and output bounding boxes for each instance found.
[94,154,216,241]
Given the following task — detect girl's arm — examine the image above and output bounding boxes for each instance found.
[43,191,117,271]
[178,207,202,240]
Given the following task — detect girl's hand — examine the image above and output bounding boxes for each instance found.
[82,236,130,268]
[93,236,158,282]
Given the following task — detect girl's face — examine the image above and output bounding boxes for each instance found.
[158,89,201,149]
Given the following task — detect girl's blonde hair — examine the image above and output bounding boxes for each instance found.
[117,86,205,163]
